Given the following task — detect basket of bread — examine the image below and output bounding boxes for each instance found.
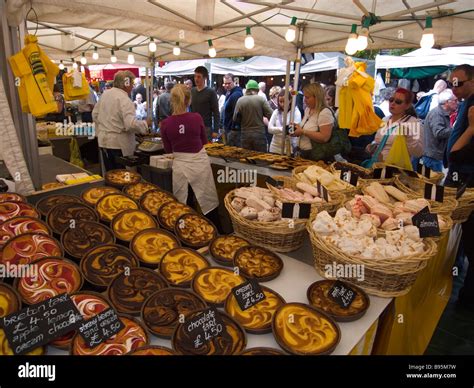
[293,165,359,196]
[329,161,394,185]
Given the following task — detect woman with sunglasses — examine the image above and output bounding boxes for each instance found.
[367,88,423,163]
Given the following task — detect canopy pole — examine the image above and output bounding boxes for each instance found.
[280,60,291,155]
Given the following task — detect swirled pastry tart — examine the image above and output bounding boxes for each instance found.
[111,210,157,242]
[36,194,84,217]
[107,267,168,315]
[80,244,140,289]
[131,228,180,267]
[129,345,176,355]
[192,267,245,306]
[47,202,98,235]
[0,193,26,203]
[140,190,176,216]
[124,182,159,201]
[81,186,120,207]
[160,248,210,287]
[307,280,370,322]
[105,169,141,188]
[209,235,250,267]
[175,214,217,248]
[1,233,62,265]
[96,194,139,223]
[141,288,207,338]
[0,283,21,318]
[272,303,340,355]
[234,246,283,282]
[157,201,194,231]
[0,201,39,222]
[225,286,285,334]
[0,216,50,250]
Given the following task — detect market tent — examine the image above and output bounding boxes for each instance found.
[154,58,240,76]
[88,63,140,80]
[229,56,291,76]
[301,52,376,76]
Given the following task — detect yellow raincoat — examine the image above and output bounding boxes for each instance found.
[62,71,90,101]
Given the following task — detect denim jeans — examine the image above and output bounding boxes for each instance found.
[421,156,444,172]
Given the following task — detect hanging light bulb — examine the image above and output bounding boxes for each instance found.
[173,42,181,56]
[72,58,78,70]
[208,40,216,57]
[356,27,369,51]
[285,17,297,42]
[149,37,157,53]
[110,49,117,63]
[59,60,65,70]
[80,52,87,65]
[127,48,135,64]
[420,16,435,49]
[244,27,255,49]
[345,24,359,55]
[92,46,99,60]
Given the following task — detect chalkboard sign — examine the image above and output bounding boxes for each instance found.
[424,183,444,202]
[340,168,359,186]
[417,163,431,179]
[78,308,124,349]
[412,207,440,238]
[373,166,397,179]
[266,176,283,188]
[328,281,356,309]
[282,202,311,219]
[184,308,225,350]
[231,280,266,311]
[316,181,329,202]
[0,293,83,355]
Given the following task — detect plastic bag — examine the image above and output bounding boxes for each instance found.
[69,138,84,169]
[385,135,413,171]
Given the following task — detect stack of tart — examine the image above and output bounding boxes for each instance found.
[81,186,120,207]
[123,182,159,201]
[96,194,139,223]
[36,194,84,218]
[0,201,39,222]
[105,169,141,188]
[174,213,217,248]
[233,246,283,282]
[157,201,195,231]
[140,189,176,216]
[0,216,50,250]
[209,235,250,266]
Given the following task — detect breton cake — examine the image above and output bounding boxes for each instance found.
[140,189,176,216]
[15,257,83,305]
[192,267,245,306]
[233,246,284,282]
[81,186,120,207]
[47,202,98,235]
[225,286,285,334]
[0,193,26,203]
[1,232,62,265]
[141,288,207,338]
[0,201,39,222]
[129,345,176,355]
[0,216,50,250]
[209,235,250,266]
[160,248,210,287]
[111,210,157,242]
[107,267,168,315]
[104,169,141,188]
[123,182,159,201]
[61,221,115,260]
[157,201,195,230]
[306,280,370,322]
[272,303,340,355]
[174,213,217,248]
[130,228,180,267]
[80,244,140,289]
[36,194,84,217]
[96,193,139,223]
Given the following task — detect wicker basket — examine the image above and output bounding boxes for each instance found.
[224,190,308,253]
[307,222,438,297]
[266,175,345,216]
[371,162,443,185]
[329,161,394,187]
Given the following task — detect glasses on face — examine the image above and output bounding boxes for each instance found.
[389,97,404,105]
[447,79,470,88]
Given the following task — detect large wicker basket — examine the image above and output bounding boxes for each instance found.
[224,190,308,253]
[372,162,444,185]
[329,161,394,186]
[307,221,438,297]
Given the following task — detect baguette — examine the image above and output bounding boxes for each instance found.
[366,182,391,204]
[296,182,320,197]
[384,185,409,202]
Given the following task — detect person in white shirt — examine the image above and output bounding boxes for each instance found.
[258,81,266,99]
[92,70,150,171]
[268,89,301,154]
[134,93,147,120]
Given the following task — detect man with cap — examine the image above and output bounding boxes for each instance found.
[233,80,273,152]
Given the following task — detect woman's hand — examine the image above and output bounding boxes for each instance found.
[366,142,378,155]
[292,124,303,137]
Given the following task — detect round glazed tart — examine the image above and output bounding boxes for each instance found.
[272,303,341,355]
[61,221,115,259]
[0,283,21,318]
[241,347,286,355]
[129,345,176,355]
[81,186,120,207]
[72,316,148,355]
[234,246,284,282]
[111,210,157,242]
[16,257,83,305]
[105,169,141,187]
[36,194,85,217]
[0,216,50,250]
[0,201,39,222]
[225,286,286,334]
[80,244,140,289]
[130,228,180,267]
[46,202,98,235]
[174,213,217,248]
[157,201,195,230]
[0,193,26,203]
[209,235,250,266]
[172,309,246,355]
[124,182,159,201]
[160,248,210,287]
[107,267,168,315]
[0,328,45,355]
[50,292,110,349]
[141,288,207,338]
[96,193,139,222]
[140,189,176,216]
[192,267,245,306]
[1,233,62,265]
[307,280,370,322]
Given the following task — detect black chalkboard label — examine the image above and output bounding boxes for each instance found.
[0,293,83,355]
[328,281,356,309]
[412,207,440,238]
[245,158,257,165]
[266,176,283,187]
[316,180,329,202]
[373,167,396,179]
[417,163,431,179]
[282,202,311,219]
[340,168,359,186]
[184,308,225,350]
[78,308,124,349]
[424,183,444,202]
[231,280,266,311]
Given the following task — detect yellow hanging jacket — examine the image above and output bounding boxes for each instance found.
[62,71,90,101]
[8,34,59,117]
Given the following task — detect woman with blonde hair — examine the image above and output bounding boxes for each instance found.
[160,84,221,231]
[268,86,281,110]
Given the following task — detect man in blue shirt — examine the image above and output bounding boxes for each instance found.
[221,73,243,146]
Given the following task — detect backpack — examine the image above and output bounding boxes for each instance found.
[415,93,434,119]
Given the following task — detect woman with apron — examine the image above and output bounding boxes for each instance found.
[160,84,221,231]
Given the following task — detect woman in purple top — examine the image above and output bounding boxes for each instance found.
[160,84,221,230]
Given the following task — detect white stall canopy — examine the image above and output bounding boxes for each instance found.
[154,58,242,76]
[301,52,375,75]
